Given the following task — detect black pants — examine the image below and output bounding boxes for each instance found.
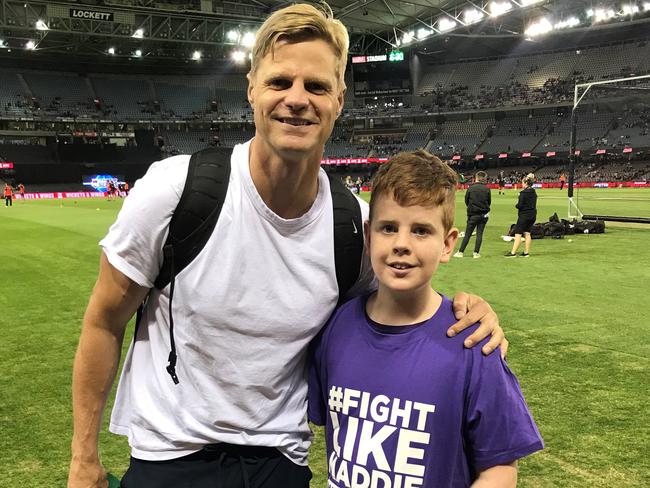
[5,196,11,206]
[121,443,312,488]
[459,215,488,253]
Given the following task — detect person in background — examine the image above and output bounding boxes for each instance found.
[4,183,13,207]
[505,173,537,258]
[559,172,566,191]
[454,170,491,259]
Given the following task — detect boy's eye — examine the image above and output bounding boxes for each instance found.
[413,227,430,236]
[381,224,397,233]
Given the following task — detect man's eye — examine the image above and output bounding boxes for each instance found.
[269,78,291,89]
[306,83,327,94]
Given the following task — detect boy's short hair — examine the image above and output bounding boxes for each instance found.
[369,150,458,232]
[249,3,349,90]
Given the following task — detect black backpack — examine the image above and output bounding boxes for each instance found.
[137,147,364,384]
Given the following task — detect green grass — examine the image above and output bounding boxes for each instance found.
[1,189,649,487]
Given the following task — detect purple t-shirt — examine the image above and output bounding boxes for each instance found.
[308,294,543,488]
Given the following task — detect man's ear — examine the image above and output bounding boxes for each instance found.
[246,72,255,108]
[363,220,371,256]
[440,227,459,264]
[336,84,346,118]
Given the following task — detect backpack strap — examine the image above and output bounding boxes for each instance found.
[135,147,232,384]
[327,173,364,305]
[154,147,233,290]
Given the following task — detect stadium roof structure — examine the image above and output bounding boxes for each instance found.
[1,0,649,71]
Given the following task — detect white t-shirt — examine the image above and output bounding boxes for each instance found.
[101,140,375,465]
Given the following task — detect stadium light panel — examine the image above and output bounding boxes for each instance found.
[438,18,457,32]
[132,28,144,39]
[35,20,49,31]
[417,28,432,39]
[241,32,255,48]
[226,30,239,42]
[26,40,35,50]
[489,1,513,17]
[192,50,202,60]
[231,49,246,63]
[555,16,581,29]
[525,17,554,37]
[645,3,650,11]
[622,4,640,15]
[107,47,115,55]
[592,8,616,22]
[402,31,414,44]
[520,0,543,6]
[133,49,142,57]
[464,8,485,24]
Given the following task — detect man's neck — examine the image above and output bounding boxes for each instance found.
[248,138,322,219]
[366,286,442,326]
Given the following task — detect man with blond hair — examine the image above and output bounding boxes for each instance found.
[68,4,507,488]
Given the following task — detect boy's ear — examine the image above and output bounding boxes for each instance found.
[440,227,459,264]
[363,220,371,255]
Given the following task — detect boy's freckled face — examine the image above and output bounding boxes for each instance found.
[365,194,457,294]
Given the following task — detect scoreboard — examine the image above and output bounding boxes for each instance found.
[351,51,411,97]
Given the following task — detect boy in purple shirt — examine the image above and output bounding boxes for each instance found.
[309,150,543,487]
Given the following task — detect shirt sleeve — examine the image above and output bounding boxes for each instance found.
[307,327,328,426]
[464,347,544,472]
[99,155,190,287]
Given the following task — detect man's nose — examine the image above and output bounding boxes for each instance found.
[284,83,309,111]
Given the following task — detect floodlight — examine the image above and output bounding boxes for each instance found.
[226,30,239,42]
[402,31,414,44]
[645,3,650,11]
[192,50,202,60]
[555,16,580,29]
[107,47,115,55]
[132,28,144,39]
[464,9,485,24]
[592,8,616,23]
[35,19,49,31]
[26,40,35,50]
[622,4,640,15]
[525,18,553,37]
[134,49,142,57]
[0,39,5,47]
[241,32,255,48]
[231,49,246,62]
[489,1,513,17]
[438,18,457,32]
[520,0,543,6]
[417,28,432,39]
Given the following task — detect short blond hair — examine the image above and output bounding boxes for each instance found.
[369,150,458,232]
[249,3,349,89]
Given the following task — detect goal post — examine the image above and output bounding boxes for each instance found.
[568,73,650,220]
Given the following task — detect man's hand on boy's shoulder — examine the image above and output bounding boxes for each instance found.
[448,292,509,360]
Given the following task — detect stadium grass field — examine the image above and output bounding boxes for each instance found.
[1,187,649,487]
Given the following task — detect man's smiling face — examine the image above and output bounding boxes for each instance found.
[247,38,344,161]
